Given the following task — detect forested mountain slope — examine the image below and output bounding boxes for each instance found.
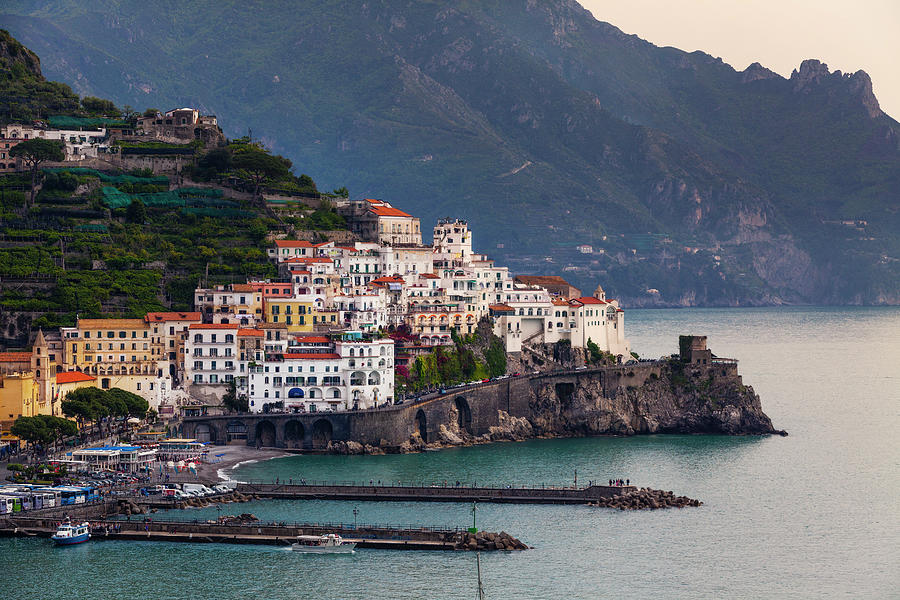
[2,1,898,305]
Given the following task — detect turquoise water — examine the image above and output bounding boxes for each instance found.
[4,307,898,599]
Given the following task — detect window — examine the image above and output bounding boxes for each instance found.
[137,383,141,391]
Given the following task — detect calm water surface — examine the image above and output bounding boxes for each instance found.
[4,307,898,599]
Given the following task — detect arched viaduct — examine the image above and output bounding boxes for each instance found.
[182,363,666,450]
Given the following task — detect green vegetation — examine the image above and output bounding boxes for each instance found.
[2,3,894,304]
[222,379,248,413]
[396,326,504,392]
[10,414,78,450]
[11,138,65,206]
[61,386,149,434]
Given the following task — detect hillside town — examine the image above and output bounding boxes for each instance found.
[1,192,630,429]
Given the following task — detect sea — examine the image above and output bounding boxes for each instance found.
[3,307,898,599]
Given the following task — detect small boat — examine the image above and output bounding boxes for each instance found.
[51,519,90,546]
[291,533,356,554]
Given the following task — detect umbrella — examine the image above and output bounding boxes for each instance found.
[127,418,140,425]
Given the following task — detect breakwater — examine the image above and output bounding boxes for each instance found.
[235,481,641,505]
[0,516,527,551]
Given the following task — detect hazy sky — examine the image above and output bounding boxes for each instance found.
[581,0,900,119]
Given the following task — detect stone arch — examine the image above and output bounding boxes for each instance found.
[194,422,216,443]
[454,396,472,434]
[255,420,276,447]
[311,419,333,449]
[368,371,381,385]
[284,420,304,449]
[226,419,248,444]
[415,409,428,443]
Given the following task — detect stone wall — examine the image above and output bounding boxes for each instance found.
[183,355,779,450]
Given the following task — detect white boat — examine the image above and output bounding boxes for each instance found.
[291,533,356,554]
[51,519,90,546]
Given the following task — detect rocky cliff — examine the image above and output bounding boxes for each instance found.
[523,360,782,437]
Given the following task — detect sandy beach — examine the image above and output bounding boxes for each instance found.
[168,445,290,484]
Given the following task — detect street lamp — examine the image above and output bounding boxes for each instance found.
[352,506,359,529]
[216,503,222,523]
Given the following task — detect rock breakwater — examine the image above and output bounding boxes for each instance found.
[588,488,702,510]
[454,530,529,551]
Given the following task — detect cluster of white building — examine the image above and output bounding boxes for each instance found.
[186,200,630,414]
[9,197,628,419]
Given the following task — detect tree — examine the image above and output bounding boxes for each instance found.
[11,416,52,448]
[10,138,65,206]
[81,96,118,115]
[332,186,349,197]
[126,198,147,223]
[62,386,107,432]
[586,338,602,364]
[232,148,291,200]
[121,104,138,122]
[196,147,232,179]
[107,387,149,419]
[143,108,160,117]
[485,337,507,378]
[222,379,248,413]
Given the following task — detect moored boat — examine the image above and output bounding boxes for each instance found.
[291,533,356,554]
[51,519,90,545]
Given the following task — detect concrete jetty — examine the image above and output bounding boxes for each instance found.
[234,481,637,504]
[0,516,527,551]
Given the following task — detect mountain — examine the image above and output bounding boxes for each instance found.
[2,1,898,306]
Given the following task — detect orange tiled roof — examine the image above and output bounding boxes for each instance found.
[0,352,31,362]
[420,273,439,279]
[145,312,202,323]
[188,323,240,329]
[295,336,330,344]
[237,329,264,337]
[56,371,96,384]
[285,257,333,263]
[282,353,340,360]
[78,318,147,329]
[489,304,514,312]
[274,240,315,248]
[573,297,607,305]
[370,206,413,218]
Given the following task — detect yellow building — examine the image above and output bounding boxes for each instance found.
[264,299,315,333]
[32,330,61,415]
[63,318,162,399]
[0,371,39,430]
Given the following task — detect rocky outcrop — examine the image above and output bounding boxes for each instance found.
[527,360,783,437]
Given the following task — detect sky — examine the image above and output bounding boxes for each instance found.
[581,0,900,119]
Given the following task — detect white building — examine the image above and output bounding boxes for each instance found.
[184,324,239,390]
[247,336,395,413]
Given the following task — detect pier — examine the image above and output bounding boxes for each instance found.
[0,516,527,551]
[233,481,637,504]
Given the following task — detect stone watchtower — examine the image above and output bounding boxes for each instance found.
[679,335,712,365]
